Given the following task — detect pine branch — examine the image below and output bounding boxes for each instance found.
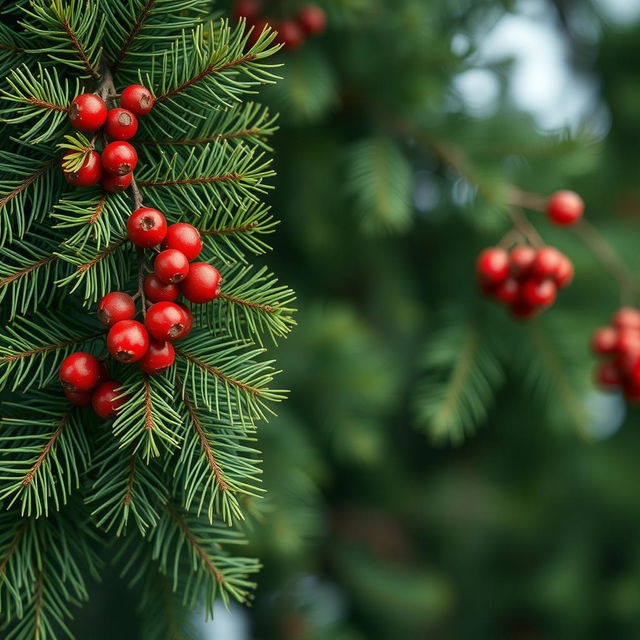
[414,317,504,444]
[0,313,102,392]
[22,0,104,79]
[175,333,285,426]
[0,397,91,518]
[112,371,182,462]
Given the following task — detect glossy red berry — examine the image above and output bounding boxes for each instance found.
[68,93,107,132]
[476,248,509,285]
[65,388,93,407]
[101,172,132,193]
[97,292,136,327]
[180,262,222,304]
[521,279,557,307]
[509,246,536,279]
[276,20,305,49]
[140,339,175,375]
[615,329,640,371]
[591,327,618,355]
[59,352,101,392]
[63,151,103,187]
[92,381,126,418]
[145,302,189,342]
[298,4,326,35]
[595,361,622,389]
[554,255,574,289]
[144,274,179,302]
[613,307,640,331]
[127,207,167,248]
[233,0,263,21]
[176,303,193,337]
[154,249,190,284]
[494,278,519,304]
[120,85,154,117]
[105,108,138,140]
[531,247,563,280]
[161,223,202,261]
[102,141,138,176]
[107,320,149,363]
[547,190,584,226]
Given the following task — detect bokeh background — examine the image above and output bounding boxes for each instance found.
[73,0,640,637]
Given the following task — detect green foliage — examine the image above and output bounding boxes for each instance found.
[0,0,293,636]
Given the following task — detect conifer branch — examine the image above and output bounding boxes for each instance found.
[201,221,259,236]
[137,173,244,188]
[87,194,107,225]
[0,333,101,364]
[59,17,100,79]
[76,238,126,273]
[110,0,157,72]
[155,54,258,105]
[143,128,262,146]
[0,255,58,289]
[22,414,68,488]
[0,158,57,213]
[166,504,225,584]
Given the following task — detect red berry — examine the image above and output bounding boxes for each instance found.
[68,93,107,132]
[105,108,138,140]
[510,299,539,320]
[97,291,136,327]
[154,249,190,284]
[509,246,536,280]
[591,326,618,355]
[554,255,574,288]
[298,4,326,35]
[613,307,640,331]
[59,352,101,392]
[180,262,222,304]
[63,151,102,187]
[127,207,167,248]
[144,274,179,302]
[494,277,519,304]
[615,328,640,371]
[101,172,132,193]
[140,339,175,375]
[547,190,584,226]
[521,279,557,307]
[531,247,563,280]
[92,381,126,418]
[120,85,154,117]
[64,388,93,407]
[176,303,193,337]
[595,361,622,389]
[107,320,149,363]
[476,248,509,285]
[161,223,202,261]
[102,141,138,176]
[145,302,189,342]
[233,0,263,21]
[276,20,305,49]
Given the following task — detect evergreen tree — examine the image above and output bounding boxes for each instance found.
[0,1,295,637]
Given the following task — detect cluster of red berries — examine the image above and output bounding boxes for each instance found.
[233,0,326,50]
[62,85,153,193]
[592,308,640,402]
[60,208,222,416]
[59,353,125,418]
[477,245,574,319]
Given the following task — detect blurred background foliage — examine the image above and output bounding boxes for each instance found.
[74,0,640,637]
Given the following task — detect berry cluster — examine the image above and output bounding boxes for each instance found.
[592,308,640,402]
[477,245,574,319]
[59,352,125,418]
[233,0,326,50]
[60,207,222,416]
[63,85,154,192]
